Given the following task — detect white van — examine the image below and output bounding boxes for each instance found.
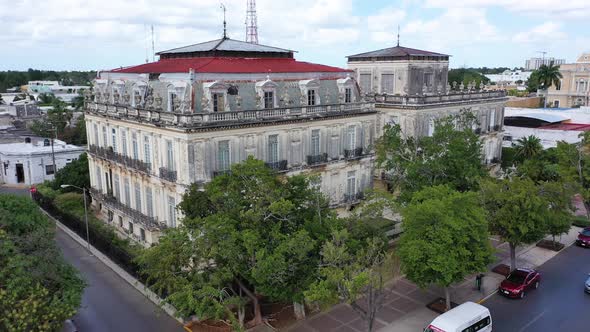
[424,301,492,332]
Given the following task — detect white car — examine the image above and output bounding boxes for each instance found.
[424,301,492,332]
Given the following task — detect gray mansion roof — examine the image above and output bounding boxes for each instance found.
[347,45,449,61]
[156,37,295,59]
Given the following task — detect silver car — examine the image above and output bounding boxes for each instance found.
[585,274,590,294]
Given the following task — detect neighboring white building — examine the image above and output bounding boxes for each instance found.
[0,138,85,185]
[503,107,590,148]
[485,70,532,86]
[27,81,89,104]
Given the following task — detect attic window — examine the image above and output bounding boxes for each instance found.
[227,86,239,95]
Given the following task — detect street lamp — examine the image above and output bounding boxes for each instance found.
[61,184,91,253]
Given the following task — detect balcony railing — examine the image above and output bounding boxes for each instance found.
[88,145,151,173]
[265,160,288,172]
[344,147,364,159]
[159,167,177,182]
[212,169,231,178]
[307,153,328,166]
[86,101,375,128]
[372,90,507,106]
[344,191,364,203]
[89,188,166,231]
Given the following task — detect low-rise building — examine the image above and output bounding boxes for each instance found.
[485,70,532,86]
[0,136,85,185]
[27,81,89,104]
[503,107,590,148]
[546,53,590,108]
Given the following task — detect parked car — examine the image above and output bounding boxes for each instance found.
[585,274,590,294]
[576,227,590,248]
[498,268,540,299]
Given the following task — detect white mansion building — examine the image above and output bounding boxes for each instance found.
[85,38,507,245]
[86,37,375,244]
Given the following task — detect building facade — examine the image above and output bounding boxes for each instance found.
[0,138,84,185]
[85,37,376,245]
[485,70,532,86]
[347,45,507,166]
[525,57,566,71]
[546,53,590,108]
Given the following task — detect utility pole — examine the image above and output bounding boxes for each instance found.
[50,126,57,175]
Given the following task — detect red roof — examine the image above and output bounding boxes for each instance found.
[110,57,351,74]
[541,123,590,131]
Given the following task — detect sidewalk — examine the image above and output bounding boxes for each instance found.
[287,227,581,332]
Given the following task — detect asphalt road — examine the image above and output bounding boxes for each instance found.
[1,186,183,332]
[484,243,590,331]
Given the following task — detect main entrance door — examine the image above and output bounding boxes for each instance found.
[15,164,25,183]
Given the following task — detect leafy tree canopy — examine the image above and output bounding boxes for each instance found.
[376,111,486,202]
[51,153,90,191]
[397,185,493,310]
[0,194,85,332]
[448,68,490,88]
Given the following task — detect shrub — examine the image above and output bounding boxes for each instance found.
[572,216,590,228]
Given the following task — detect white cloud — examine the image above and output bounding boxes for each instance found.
[512,21,567,43]
[367,7,406,43]
[401,8,500,52]
[423,0,590,19]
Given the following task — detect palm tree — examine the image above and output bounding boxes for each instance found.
[514,135,543,159]
[537,62,563,108]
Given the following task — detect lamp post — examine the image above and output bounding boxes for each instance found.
[61,184,91,253]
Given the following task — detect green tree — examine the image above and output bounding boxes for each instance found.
[540,181,573,248]
[51,153,90,191]
[537,63,563,90]
[0,194,85,332]
[480,178,548,271]
[376,111,485,202]
[305,230,396,332]
[448,69,490,88]
[138,157,338,327]
[514,135,543,159]
[526,70,541,93]
[397,186,494,311]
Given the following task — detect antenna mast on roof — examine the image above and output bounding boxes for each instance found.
[397,25,400,46]
[245,0,259,44]
[151,25,155,62]
[220,3,227,39]
[144,25,149,63]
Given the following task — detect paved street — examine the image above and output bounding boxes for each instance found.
[1,186,183,332]
[484,244,590,331]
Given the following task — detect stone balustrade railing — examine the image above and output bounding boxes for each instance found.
[86,101,375,128]
[372,90,507,106]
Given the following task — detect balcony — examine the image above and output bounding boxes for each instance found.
[89,188,166,231]
[265,160,288,172]
[88,145,151,173]
[306,153,328,166]
[212,169,231,178]
[86,101,375,129]
[343,192,364,203]
[344,147,364,159]
[159,167,177,182]
[372,90,507,108]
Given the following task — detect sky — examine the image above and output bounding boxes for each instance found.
[1,0,589,71]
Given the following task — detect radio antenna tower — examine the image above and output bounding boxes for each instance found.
[245,0,259,44]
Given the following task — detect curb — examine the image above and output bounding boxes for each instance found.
[39,207,184,324]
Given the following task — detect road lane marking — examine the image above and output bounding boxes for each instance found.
[477,290,497,304]
[519,310,547,332]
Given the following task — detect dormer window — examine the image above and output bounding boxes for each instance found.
[168,91,177,112]
[213,93,224,112]
[337,76,355,103]
[299,79,321,106]
[264,91,274,109]
[307,89,316,106]
[345,88,352,103]
[256,77,278,109]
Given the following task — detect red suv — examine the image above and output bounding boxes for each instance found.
[576,227,590,247]
[498,268,540,299]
